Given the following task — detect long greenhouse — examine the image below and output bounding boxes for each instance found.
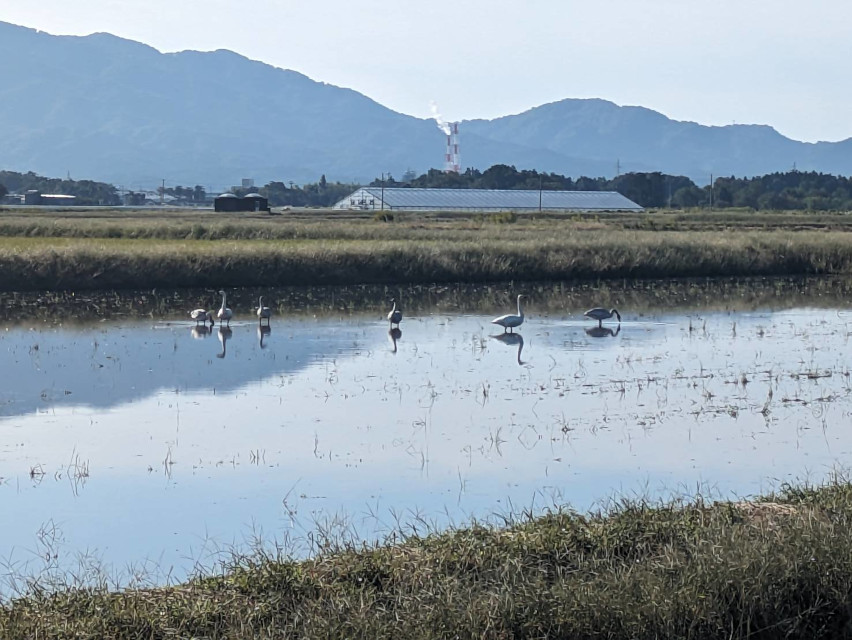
[333,187,642,212]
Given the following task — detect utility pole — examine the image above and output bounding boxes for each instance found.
[539,174,543,212]
[381,172,385,211]
[161,178,165,206]
[709,173,713,211]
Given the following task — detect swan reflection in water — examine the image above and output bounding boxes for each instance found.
[191,324,213,339]
[492,332,525,365]
[585,324,621,338]
[258,325,271,349]
[217,326,233,358]
[388,327,402,353]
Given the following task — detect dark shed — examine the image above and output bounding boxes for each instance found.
[214,193,270,212]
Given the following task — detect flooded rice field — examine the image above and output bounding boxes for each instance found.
[3,277,852,590]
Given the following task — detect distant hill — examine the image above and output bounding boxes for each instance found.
[463,100,852,181]
[0,21,850,188]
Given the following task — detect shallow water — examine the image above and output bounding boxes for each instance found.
[2,278,852,591]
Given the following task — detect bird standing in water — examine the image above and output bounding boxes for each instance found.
[584,307,621,327]
[492,294,525,333]
[257,296,271,326]
[387,298,402,328]
[190,308,215,327]
[217,290,233,327]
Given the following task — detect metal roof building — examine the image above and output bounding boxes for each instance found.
[333,188,642,212]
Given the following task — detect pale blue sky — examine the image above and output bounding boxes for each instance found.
[1,0,849,142]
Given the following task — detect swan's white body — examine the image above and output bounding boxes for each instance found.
[190,308,214,325]
[217,290,233,326]
[257,296,271,325]
[387,299,402,327]
[492,295,525,333]
[584,307,621,327]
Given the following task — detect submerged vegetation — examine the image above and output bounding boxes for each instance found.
[4,480,852,638]
[1,208,852,290]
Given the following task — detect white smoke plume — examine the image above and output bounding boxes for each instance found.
[430,100,452,135]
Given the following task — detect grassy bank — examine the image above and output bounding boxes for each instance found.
[2,208,852,290]
[4,275,852,325]
[4,481,852,638]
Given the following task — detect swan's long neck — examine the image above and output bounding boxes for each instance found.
[391,300,397,313]
[220,292,227,310]
[517,296,524,317]
[259,296,264,307]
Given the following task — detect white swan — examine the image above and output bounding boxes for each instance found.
[257,296,271,326]
[387,298,402,328]
[189,308,214,326]
[492,294,525,333]
[217,290,233,326]
[584,307,621,327]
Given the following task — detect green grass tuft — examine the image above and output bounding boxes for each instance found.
[5,481,852,638]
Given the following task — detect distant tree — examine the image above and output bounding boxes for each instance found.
[319,174,327,190]
[479,164,519,190]
[0,182,7,199]
[610,172,669,207]
[261,178,359,207]
[671,185,704,208]
[573,176,604,192]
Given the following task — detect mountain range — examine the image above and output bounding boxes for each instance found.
[1,20,850,190]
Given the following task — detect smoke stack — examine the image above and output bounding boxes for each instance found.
[444,122,460,173]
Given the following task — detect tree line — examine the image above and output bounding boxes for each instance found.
[2,167,852,211]
[367,165,852,211]
[0,171,120,206]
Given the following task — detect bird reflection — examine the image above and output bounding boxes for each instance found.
[217,326,233,358]
[388,327,402,353]
[492,332,525,365]
[585,325,621,338]
[258,324,271,349]
[191,324,213,339]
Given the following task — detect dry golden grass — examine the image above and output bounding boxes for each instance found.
[1,207,851,290]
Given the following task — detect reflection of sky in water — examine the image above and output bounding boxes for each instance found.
[2,298,852,586]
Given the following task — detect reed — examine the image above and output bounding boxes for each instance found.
[1,226,852,291]
[2,209,852,290]
[3,480,852,639]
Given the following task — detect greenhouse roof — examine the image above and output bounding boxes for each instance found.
[336,188,642,211]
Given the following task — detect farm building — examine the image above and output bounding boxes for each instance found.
[333,187,642,212]
[22,190,77,206]
[214,192,270,212]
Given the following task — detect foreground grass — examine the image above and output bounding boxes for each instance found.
[4,482,852,639]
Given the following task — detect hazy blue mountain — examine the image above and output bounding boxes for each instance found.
[0,21,849,189]
[463,99,852,182]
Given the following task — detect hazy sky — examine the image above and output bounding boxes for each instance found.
[1,0,849,142]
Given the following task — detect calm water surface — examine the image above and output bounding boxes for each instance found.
[2,279,852,589]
